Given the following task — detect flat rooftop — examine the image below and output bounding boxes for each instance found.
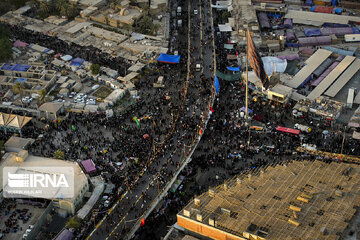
[178,160,360,240]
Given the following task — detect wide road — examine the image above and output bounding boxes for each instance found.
[86,0,215,239]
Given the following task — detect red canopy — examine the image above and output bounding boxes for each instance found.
[276,126,300,135]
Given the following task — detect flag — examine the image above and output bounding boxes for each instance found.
[247,29,269,89]
[210,107,214,113]
[140,218,145,227]
[133,117,140,127]
[199,128,203,135]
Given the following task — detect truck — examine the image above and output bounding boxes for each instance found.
[177,19,182,28]
[177,6,182,16]
[294,123,311,133]
[347,87,356,109]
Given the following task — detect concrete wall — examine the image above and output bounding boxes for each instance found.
[177,215,246,240]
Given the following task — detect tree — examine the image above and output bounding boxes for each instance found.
[222,11,231,22]
[141,4,150,16]
[56,0,69,17]
[40,0,50,15]
[0,37,12,62]
[134,16,153,35]
[13,82,24,96]
[53,149,65,160]
[39,89,47,101]
[66,216,81,229]
[90,63,100,75]
[66,2,79,19]
[0,25,10,38]
[152,23,160,36]
[123,24,132,37]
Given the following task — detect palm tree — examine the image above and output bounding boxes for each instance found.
[56,0,68,16]
[66,2,79,19]
[40,0,50,14]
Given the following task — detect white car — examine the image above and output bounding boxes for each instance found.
[92,85,100,90]
[194,9,198,15]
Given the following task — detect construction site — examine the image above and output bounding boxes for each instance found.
[177,160,360,240]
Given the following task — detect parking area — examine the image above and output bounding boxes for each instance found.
[0,201,46,240]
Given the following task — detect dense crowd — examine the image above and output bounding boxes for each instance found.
[3,23,131,76]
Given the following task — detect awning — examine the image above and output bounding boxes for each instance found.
[157,54,180,64]
[240,107,253,113]
[227,66,240,71]
[218,24,232,32]
[13,40,28,48]
[276,126,300,135]
[81,159,96,173]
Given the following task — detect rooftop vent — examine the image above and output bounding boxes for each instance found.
[196,214,202,222]
[194,198,200,206]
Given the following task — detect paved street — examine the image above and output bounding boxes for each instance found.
[86,0,216,239]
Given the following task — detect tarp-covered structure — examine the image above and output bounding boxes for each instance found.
[304,28,321,37]
[322,46,355,56]
[262,57,287,76]
[13,40,28,48]
[0,63,31,72]
[320,27,354,36]
[81,159,96,173]
[0,112,32,133]
[61,55,73,61]
[258,12,271,29]
[70,58,85,66]
[216,70,242,81]
[157,54,180,64]
[227,66,240,71]
[298,36,331,46]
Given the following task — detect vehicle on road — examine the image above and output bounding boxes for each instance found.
[294,123,311,133]
[196,64,201,71]
[177,6,182,16]
[194,9,198,15]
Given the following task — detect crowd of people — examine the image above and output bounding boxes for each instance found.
[4,23,131,76]
[134,5,360,239]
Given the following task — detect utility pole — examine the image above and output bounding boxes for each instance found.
[340,127,346,155]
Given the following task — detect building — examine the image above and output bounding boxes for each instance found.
[0,63,57,95]
[0,149,89,215]
[0,112,32,134]
[293,96,343,124]
[177,160,360,240]
[39,102,64,120]
[4,136,34,153]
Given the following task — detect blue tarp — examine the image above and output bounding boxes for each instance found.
[332,0,337,7]
[240,107,253,114]
[305,0,313,6]
[227,66,240,72]
[13,64,31,72]
[322,23,349,28]
[304,28,321,37]
[353,27,360,34]
[322,46,355,56]
[1,64,31,72]
[157,54,180,64]
[214,76,220,94]
[334,8,342,14]
[43,48,51,53]
[15,78,27,84]
[70,57,85,66]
